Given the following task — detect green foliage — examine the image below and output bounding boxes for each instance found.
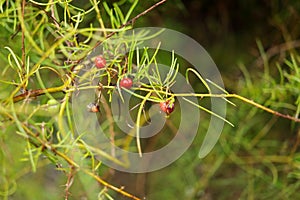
[0,0,300,200]
[0,0,145,199]
[146,49,300,200]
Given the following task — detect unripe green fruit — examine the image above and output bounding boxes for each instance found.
[47,99,60,113]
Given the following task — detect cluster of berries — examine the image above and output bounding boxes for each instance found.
[93,55,175,115]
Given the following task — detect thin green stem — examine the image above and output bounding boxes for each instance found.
[136,91,152,157]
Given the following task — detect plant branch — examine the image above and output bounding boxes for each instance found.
[1,109,140,200]
[253,40,300,68]
[13,85,65,103]
[92,0,167,50]
[13,0,168,103]
[128,87,300,123]
[64,165,76,200]
[82,169,141,200]
[12,82,300,123]
[21,0,25,73]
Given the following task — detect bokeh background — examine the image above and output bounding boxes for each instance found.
[1,0,300,199]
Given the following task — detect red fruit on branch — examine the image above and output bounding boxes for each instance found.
[87,103,99,113]
[160,102,167,113]
[119,77,133,89]
[160,101,175,115]
[94,56,106,69]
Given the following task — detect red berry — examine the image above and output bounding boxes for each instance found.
[119,77,133,89]
[94,56,106,69]
[160,102,168,113]
[160,101,175,115]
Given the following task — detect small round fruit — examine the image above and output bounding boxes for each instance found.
[160,101,175,115]
[87,103,99,113]
[47,99,60,113]
[166,102,175,114]
[119,77,133,89]
[159,102,168,113]
[94,56,106,69]
[47,99,58,106]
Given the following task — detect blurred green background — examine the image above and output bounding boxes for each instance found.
[1,0,300,199]
[112,1,300,199]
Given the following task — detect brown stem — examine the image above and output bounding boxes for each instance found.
[253,40,300,68]
[92,0,167,50]
[21,0,25,70]
[83,169,141,200]
[230,94,300,123]
[2,110,138,199]
[13,85,65,103]
[64,166,76,200]
[29,1,61,28]
[70,0,167,72]
[13,0,168,103]
[21,0,26,91]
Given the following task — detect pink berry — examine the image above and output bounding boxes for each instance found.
[160,101,175,115]
[160,102,168,113]
[120,77,133,89]
[94,56,106,69]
